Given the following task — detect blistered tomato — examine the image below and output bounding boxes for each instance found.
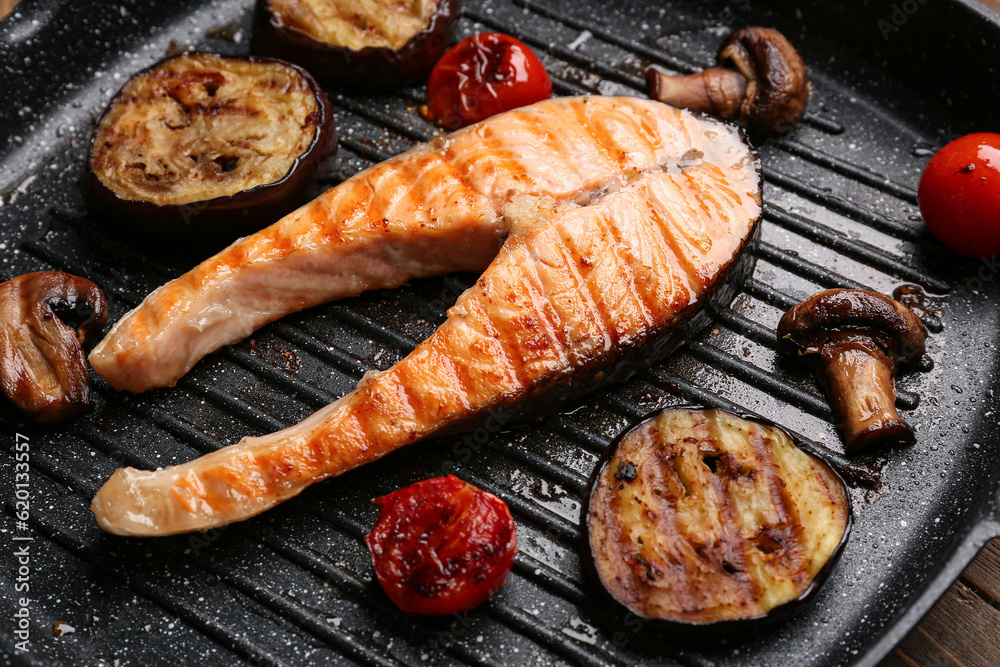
[918,132,1000,258]
[364,475,517,615]
[426,32,553,129]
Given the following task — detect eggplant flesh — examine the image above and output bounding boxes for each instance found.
[91,53,323,206]
[253,0,460,89]
[87,52,335,239]
[584,407,851,627]
[268,0,440,50]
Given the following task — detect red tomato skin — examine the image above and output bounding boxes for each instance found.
[426,32,553,129]
[364,475,518,615]
[918,132,1000,258]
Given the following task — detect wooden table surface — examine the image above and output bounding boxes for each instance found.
[881,540,1000,667]
[2,0,999,665]
[876,0,999,632]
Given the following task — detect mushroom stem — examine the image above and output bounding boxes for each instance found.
[817,334,914,452]
[646,26,810,137]
[777,288,926,453]
[646,66,747,122]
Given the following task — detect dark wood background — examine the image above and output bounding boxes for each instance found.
[881,542,1000,667]
[2,0,998,664]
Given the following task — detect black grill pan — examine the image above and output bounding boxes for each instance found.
[2,0,999,665]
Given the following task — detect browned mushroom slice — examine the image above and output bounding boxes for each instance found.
[583,407,851,630]
[0,272,108,422]
[647,27,809,137]
[777,289,926,452]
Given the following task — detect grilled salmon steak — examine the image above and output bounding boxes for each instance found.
[90,97,762,536]
[90,96,752,393]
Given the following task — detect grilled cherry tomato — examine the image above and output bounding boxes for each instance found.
[918,132,1000,258]
[364,475,517,615]
[426,32,552,129]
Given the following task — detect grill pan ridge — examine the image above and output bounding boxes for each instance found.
[1,1,999,665]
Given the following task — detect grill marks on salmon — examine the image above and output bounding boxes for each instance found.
[89,96,726,394]
[90,113,761,535]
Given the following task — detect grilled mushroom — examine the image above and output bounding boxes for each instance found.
[87,52,336,240]
[646,27,809,136]
[0,272,108,422]
[583,407,851,630]
[778,289,926,452]
[252,0,460,89]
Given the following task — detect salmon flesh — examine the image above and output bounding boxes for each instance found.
[90,96,757,393]
[90,97,762,535]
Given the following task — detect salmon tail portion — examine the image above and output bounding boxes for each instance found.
[91,121,761,536]
[92,395,364,535]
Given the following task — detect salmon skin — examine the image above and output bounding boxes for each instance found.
[91,96,749,393]
[90,97,762,536]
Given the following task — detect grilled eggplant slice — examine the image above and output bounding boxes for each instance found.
[583,407,851,630]
[252,0,460,89]
[87,52,336,239]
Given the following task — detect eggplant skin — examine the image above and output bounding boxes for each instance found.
[583,407,851,632]
[86,52,336,240]
[252,0,461,90]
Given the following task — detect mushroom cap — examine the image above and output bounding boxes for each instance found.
[0,272,108,422]
[718,26,809,137]
[777,289,926,362]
